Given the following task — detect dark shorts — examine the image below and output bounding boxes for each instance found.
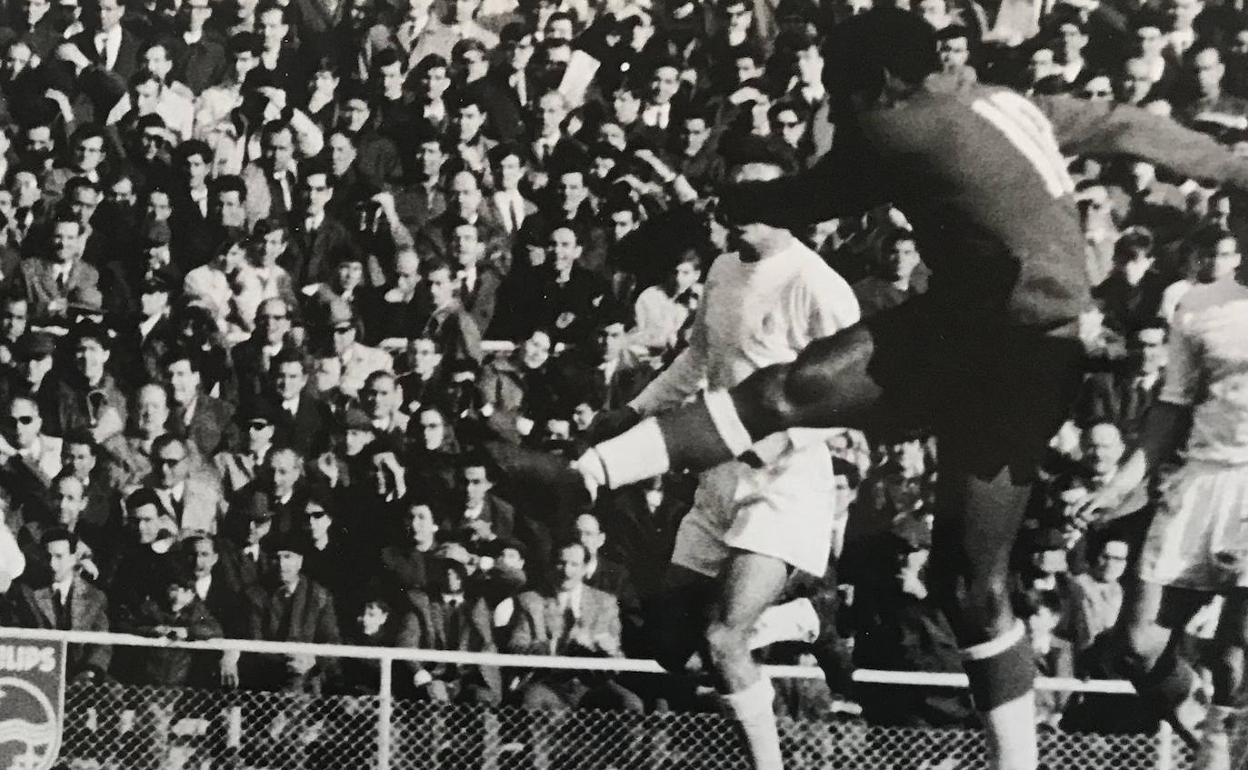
[862,297,1086,482]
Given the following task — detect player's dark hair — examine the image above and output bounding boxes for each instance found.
[821,8,940,117]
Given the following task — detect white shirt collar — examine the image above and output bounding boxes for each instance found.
[52,577,73,598]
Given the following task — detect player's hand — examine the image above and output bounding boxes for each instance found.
[1071,480,1130,531]
[586,406,641,443]
[571,450,607,503]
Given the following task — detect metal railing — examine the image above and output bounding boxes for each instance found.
[1,627,1188,770]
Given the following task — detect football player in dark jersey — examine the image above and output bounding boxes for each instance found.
[574,9,1248,769]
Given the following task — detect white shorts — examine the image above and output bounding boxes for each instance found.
[670,435,838,578]
[1139,460,1248,591]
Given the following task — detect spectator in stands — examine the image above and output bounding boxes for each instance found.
[1069,538,1128,659]
[409,558,502,704]
[851,230,929,318]
[1094,227,1170,335]
[216,400,280,498]
[1076,322,1167,444]
[1014,589,1074,729]
[851,516,973,728]
[143,435,224,535]
[268,349,333,456]
[12,528,112,684]
[166,347,236,457]
[0,395,63,500]
[632,251,702,354]
[507,541,642,712]
[397,336,453,416]
[439,450,516,551]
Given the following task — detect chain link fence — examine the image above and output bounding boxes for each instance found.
[54,679,1194,770]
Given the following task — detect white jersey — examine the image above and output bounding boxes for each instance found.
[633,237,861,578]
[630,239,860,415]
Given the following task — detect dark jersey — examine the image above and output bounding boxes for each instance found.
[722,83,1248,330]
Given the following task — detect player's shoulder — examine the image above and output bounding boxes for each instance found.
[1175,278,1248,318]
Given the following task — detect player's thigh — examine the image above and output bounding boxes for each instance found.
[710,550,793,633]
[737,299,937,437]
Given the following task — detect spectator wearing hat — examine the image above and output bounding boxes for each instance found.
[8,332,59,417]
[267,349,334,457]
[13,214,100,327]
[45,321,129,440]
[99,220,178,321]
[242,530,341,691]
[322,297,392,399]
[165,346,237,458]
[239,530,340,768]
[215,399,280,498]
[219,490,279,591]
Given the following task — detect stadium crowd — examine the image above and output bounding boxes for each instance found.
[0,0,1243,752]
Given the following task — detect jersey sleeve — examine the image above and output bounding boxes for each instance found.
[1037,94,1248,190]
[803,265,862,339]
[1159,304,1203,407]
[628,288,710,416]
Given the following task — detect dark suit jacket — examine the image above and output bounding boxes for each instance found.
[244,575,341,689]
[115,595,223,686]
[409,590,502,702]
[270,392,333,457]
[377,542,436,609]
[175,395,237,458]
[440,493,516,546]
[70,27,142,80]
[14,576,112,676]
[287,212,361,287]
[459,267,502,334]
[1075,370,1161,443]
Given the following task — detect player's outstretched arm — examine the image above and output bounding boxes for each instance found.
[717,139,891,230]
[1038,94,1248,191]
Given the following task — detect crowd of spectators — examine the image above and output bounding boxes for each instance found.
[0,0,1243,749]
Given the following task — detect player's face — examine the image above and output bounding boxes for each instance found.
[1197,236,1242,281]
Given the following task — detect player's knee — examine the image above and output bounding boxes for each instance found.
[704,619,749,672]
[933,572,1013,642]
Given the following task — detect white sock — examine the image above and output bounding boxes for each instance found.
[704,390,754,456]
[749,598,820,650]
[982,691,1038,770]
[722,677,783,770]
[593,418,672,488]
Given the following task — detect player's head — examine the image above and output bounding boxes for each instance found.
[821,7,940,119]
